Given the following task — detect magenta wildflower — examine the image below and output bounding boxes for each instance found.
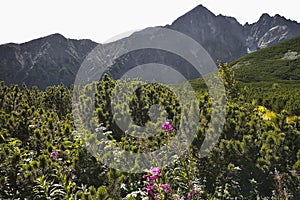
[163,120,175,134]
[143,167,163,198]
[146,176,151,182]
[193,189,199,194]
[50,150,58,160]
[187,188,199,199]
[187,192,192,199]
[163,121,172,131]
[146,184,154,195]
[151,167,161,176]
[73,103,79,108]
[144,167,161,183]
[161,183,171,193]
[150,175,159,181]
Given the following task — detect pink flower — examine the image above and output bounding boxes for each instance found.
[187,192,192,199]
[143,167,163,198]
[144,167,161,184]
[151,167,161,176]
[50,150,58,160]
[192,189,199,195]
[161,183,171,193]
[150,175,159,181]
[187,188,199,199]
[73,103,79,108]
[146,184,154,195]
[162,121,175,134]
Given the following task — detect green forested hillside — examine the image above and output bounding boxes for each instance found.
[0,61,299,199]
[228,35,300,118]
[232,35,300,82]
[191,35,300,116]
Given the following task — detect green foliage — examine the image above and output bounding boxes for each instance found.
[240,82,300,116]
[0,73,299,199]
[94,76,181,153]
[232,35,300,82]
[218,62,239,101]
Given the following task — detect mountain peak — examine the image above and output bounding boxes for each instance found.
[169,4,216,27]
[20,33,67,45]
[43,33,67,42]
[48,33,66,39]
[193,4,208,11]
[190,4,215,16]
[259,13,272,21]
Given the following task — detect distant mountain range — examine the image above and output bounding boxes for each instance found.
[1,4,300,89]
[168,5,300,61]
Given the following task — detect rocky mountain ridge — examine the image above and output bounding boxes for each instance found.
[1,4,300,88]
[167,5,300,61]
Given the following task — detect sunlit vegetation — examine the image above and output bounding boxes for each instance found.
[0,59,299,199]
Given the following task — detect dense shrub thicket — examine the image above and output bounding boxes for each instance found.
[0,64,299,199]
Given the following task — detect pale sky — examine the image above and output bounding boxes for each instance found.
[1,0,299,45]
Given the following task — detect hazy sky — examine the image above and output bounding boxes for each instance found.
[1,0,299,45]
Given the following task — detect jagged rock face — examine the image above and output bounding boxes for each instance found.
[168,5,300,61]
[167,5,247,62]
[0,5,300,88]
[245,14,300,51]
[0,34,97,89]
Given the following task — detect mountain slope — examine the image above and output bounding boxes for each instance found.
[168,5,300,62]
[232,35,300,82]
[167,5,246,62]
[0,34,97,89]
[244,13,300,52]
